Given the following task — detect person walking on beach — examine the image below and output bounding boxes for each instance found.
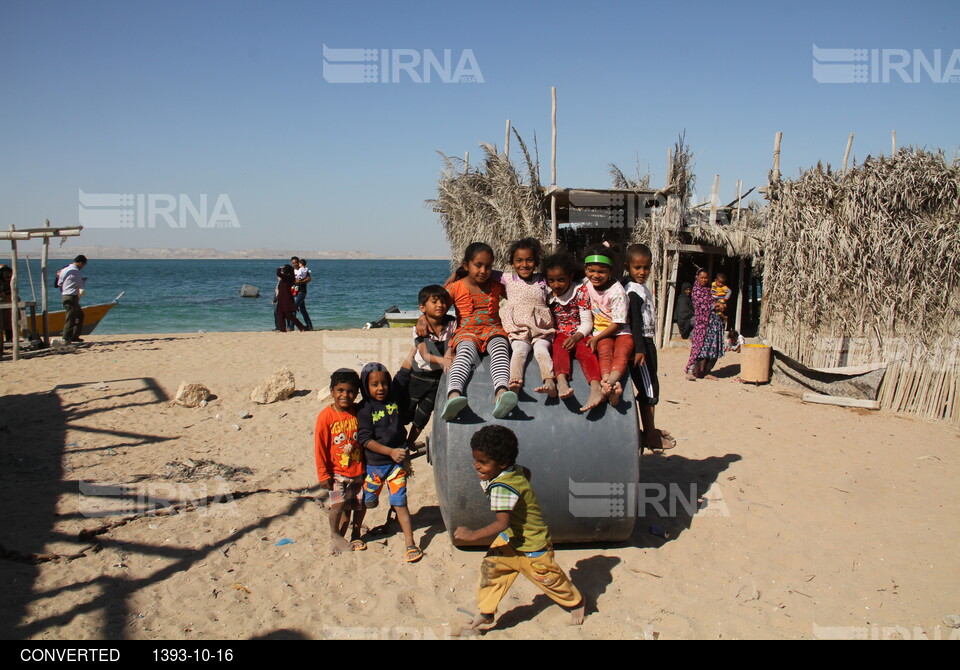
[291,256,314,331]
[57,255,87,343]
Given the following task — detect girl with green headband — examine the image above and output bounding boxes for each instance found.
[581,245,634,407]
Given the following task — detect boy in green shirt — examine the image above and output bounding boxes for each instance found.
[455,425,585,633]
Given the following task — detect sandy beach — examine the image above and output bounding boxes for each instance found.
[1,329,957,640]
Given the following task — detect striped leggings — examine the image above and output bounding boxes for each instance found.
[447,337,511,396]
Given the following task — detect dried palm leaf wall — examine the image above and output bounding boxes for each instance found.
[429,132,548,270]
[762,149,960,425]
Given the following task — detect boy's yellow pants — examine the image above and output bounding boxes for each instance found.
[477,535,582,615]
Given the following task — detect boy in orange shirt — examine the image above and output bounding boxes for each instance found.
[315,368,366,554]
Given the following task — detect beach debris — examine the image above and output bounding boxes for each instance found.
[240,284,260,298]
[649,524,669,539]
[215,413,222,420]
[237,411,251,419]
[174,382,212,408]
[275,538,295,547]
[944,615,960,629]
[250,367,296,404]
[230,424,241,431]
[232,583,251,594]
[163,459,254,482]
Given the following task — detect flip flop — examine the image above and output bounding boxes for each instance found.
[350,539,367,551]
[441,395,469,421]
[492,391,518,419]
[404,546,424,563]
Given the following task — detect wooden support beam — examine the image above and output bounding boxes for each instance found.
[772,132,782,182]
[504,119,511,159]
[550,87,558,250]
[842,132,854,173]
[665,242,725,255]
[664,250,679,346]
[735,257,746,334]
[41,219,50,345]
[709,175,719,226]
[9,225,20,361]
[802,393,880,410]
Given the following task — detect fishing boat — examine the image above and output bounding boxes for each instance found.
[19,292,125,338]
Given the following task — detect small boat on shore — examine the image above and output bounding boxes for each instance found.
[21,292,125,338]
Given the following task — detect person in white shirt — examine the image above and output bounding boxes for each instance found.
[291,256,314,331]
[57,255,87,343]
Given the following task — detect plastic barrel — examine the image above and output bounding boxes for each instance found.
[431,355,640,546]
[740,344,772,383]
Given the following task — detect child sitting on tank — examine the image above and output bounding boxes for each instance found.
[405,285,455,450]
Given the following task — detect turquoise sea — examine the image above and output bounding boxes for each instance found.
[1,258,451,334]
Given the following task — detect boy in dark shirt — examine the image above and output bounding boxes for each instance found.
[356,362,423,563]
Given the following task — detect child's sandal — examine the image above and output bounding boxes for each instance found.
[441,396,469,421]
[350,539,367,551]
[492,391,518,419]
[404,546,424,563]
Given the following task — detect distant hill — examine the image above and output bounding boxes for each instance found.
[28,247,447,261]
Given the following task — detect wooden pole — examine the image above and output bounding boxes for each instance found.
[504,119,511,159]
[773,131,782,182]
[735,179,743,224]
[891,130,897,155]
[656,147,674,349]
[709,174,719,226]
[658,250,671,349]
[9,225,19,361]
[842,133,854,173]
[550,86,558,250]
[464,151,469,167]
[664,250,679,346]
[41,218,50,346]
[551,87,557,186]
[735,257,746,334]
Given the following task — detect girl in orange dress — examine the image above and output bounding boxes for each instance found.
[441,243,518,421]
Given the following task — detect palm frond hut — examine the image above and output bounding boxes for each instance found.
[432,130,765,345]
[428,132,548,270]
[761,148,960,425]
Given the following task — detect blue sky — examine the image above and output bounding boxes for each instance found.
[1,0,957,256]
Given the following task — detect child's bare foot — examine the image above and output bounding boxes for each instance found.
[330,534,351,555]
[459,612,496,636]
[607,380,623,407]
[535,378,558,397]
[568,601,586,626]
[557,375,574,398]
[508,377,523,391]
[704,374,718,381]
[580,384,605,412]
[685,372,697,381]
